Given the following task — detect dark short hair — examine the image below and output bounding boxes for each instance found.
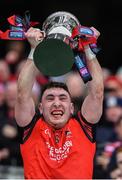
[40,81,71,101]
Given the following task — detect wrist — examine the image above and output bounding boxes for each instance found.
[84,45,96,60]
[28,48,35,60]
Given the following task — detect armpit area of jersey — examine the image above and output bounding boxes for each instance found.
[76,111,97,143]
[17,110,41,144]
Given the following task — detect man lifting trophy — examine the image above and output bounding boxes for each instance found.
[15,11,104,179]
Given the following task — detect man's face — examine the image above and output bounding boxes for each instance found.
[106,106,122,123]
[39,88,74,129]
[115,119,122,140]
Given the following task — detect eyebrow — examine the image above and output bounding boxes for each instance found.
[45,94,54,98]
[46,94,68,98]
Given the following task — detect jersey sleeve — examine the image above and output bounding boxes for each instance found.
[76,111,97,143]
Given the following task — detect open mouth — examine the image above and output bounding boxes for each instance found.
[51,110,64,118]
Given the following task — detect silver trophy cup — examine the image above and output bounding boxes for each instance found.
[33,11,80,76]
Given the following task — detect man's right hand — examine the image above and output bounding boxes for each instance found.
[25,27,45,49]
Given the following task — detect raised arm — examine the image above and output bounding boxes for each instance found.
[81,27,104,124]
[15,28,44,127]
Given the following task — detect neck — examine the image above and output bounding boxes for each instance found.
[47,121,66,130]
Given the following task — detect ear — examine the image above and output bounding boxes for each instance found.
[38,103,43,114]
[70,102,74,115]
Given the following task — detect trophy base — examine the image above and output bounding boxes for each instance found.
[34,38,74,76]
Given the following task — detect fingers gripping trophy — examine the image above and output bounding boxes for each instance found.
[33,11,99,83]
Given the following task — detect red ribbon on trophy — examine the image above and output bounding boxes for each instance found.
[0,11,39,40]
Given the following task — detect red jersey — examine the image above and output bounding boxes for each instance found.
[18,111,96,179]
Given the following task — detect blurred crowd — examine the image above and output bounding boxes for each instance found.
[0,40,122,179]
